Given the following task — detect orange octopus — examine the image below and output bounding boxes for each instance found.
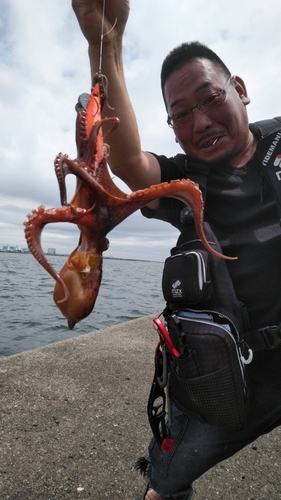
[24,74,233,329]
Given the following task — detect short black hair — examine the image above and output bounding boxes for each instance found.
[161,41,231,100]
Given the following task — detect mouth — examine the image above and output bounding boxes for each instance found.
[201,137,219,149]
[196,130,226,151]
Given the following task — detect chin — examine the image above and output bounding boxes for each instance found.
[203,151,233,168]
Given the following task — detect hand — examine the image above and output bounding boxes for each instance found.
[72,0,130,46]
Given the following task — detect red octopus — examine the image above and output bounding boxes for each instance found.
[24,74,233,329]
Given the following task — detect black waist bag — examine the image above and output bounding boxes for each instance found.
[161,223,252,431]
[167,309,250,430]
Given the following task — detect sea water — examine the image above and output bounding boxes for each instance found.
[0,253,164,357]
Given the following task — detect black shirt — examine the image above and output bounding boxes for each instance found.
[142,134,281,330]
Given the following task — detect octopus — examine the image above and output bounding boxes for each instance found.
[24,73,234,329]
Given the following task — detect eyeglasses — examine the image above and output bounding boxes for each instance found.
[167,76,233,129]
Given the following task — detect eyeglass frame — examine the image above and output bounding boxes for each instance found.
[167,76,233,129]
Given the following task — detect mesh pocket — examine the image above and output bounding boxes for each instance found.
[169,363,246,430]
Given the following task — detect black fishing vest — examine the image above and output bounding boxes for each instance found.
[253,117,281,220]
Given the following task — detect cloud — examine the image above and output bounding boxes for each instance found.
[1,0,281,261]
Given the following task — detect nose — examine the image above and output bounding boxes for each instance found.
[192,108,213,133]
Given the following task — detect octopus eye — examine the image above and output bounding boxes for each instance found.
[103,238,110,252]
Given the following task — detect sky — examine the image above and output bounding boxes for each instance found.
[1,0,281,262]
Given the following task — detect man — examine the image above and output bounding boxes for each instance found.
[72,1,281,499]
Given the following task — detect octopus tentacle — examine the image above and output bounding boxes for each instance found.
[83,116,119,169]
[127,181,236,260]
[54,152,76,206]
[24,205,80,303]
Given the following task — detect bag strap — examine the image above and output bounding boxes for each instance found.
[175,222,246,334]
[253,116,281,137]
[242,323,281,352]
[254,117,281,221]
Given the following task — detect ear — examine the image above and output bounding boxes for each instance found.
[175,136,179,143]
[232,75,251,106]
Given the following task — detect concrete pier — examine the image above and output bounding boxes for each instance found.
[1,315,280,499]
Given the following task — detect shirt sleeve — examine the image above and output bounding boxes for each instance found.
[141,153,187,229]
[141,153,209,231]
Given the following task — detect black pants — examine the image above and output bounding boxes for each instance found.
[145,347,281,500]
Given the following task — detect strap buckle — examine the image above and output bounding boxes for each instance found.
[259,324,281,349]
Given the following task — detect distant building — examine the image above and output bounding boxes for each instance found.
[47,248,56,255]
[1,244,22,252]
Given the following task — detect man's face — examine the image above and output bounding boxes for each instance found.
[164,58,251,165]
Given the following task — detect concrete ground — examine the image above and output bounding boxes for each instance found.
[0,315,280,500]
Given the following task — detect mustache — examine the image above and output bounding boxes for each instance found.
[195,130,226,148]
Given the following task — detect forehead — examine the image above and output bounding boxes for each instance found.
[164,58,227,111]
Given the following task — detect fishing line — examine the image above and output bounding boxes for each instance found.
[99,0,117,74]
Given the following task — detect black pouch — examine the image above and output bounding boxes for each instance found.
[162,247,212,305]
[151,222,252,437]
[167,309,251,430]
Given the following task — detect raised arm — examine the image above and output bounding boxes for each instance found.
[72,0,161,193]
